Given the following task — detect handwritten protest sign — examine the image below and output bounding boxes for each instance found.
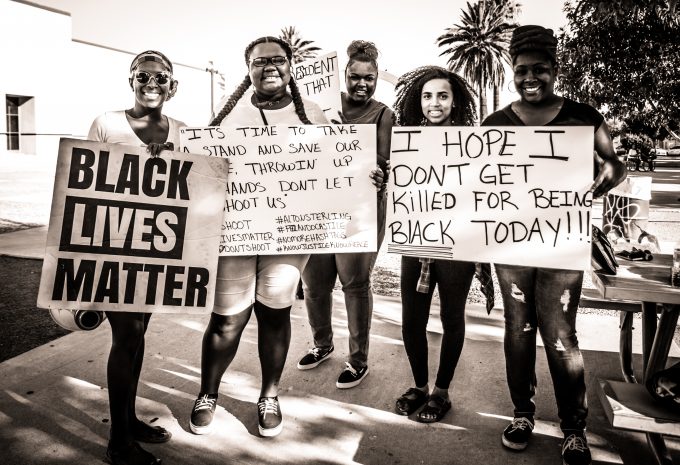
[37,138,228,313]
[386,126,594,270]
[180,124,377,255]
[292,52,342,122]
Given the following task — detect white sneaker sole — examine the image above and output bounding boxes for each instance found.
[258,422,282,437]
[297,354,332,370]
[189,421,212,435]
[502,434,528,450]
[336,367,369,389]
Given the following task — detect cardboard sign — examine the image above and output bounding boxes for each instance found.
[180,124,377,255]
[386,126,594,270]
[292,52,342,123]
[37,138,228,313]
[603,176,652,243]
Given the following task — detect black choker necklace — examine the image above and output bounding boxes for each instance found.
[253,93,287,108]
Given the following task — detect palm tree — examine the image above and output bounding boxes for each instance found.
[437,1,516,120]
[490,0,520,111]
[279,26,322,64]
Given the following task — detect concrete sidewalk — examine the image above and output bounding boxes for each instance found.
[1,223,679,464]
[1,294,678,465]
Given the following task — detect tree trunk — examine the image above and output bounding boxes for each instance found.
[479,81,488,122]
[493,84,500,112]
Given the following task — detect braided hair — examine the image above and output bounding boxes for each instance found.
[393,66,477,126]
[345,40,379,72]
[210,36,312,125]
[509,25,558,65]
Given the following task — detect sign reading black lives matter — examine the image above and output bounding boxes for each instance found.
[387,126,594,270]
[37,138,228,313]
[180,124,377,255]
[292,52,342,123]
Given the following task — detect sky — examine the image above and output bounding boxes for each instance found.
[27,0,569,106]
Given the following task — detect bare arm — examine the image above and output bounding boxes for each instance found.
[590,121,627,198]
[376,107,394,172]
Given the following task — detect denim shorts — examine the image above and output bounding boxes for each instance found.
[213,254,309,315]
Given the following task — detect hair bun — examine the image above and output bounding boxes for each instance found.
[347,40,379,61]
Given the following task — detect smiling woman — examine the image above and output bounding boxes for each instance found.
[191,36,328,440]
[481,25,626,465]
[87,49,185,465]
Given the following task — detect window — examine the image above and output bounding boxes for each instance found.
[5,95,35,153]
[6,97,20,150]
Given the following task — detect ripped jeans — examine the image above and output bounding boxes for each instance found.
[495,264,587,432]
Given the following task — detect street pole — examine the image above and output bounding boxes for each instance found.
[206,61,220,121]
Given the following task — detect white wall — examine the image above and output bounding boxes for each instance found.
[0,0,73,157]
[0,0,211,159]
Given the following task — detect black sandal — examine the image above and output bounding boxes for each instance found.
[395,387,428,416]
[416,395,451,423]
[132,421,172,444]
[105,441,162,465]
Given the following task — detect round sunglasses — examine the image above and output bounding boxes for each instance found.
[250,56,288,67]
[133,71,172,85]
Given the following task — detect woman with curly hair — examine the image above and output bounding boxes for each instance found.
[188,36,328,438]
[391,66,480,423]
[297,40,394,389]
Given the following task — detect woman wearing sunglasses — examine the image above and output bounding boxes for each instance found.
[188,36,329,439]
[87,50,183,465]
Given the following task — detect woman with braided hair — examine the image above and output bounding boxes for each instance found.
[88,50,183,465]
[188,36,329,439]
[297,40,394,389]
[482,25,625,465]
[389,66,482,423]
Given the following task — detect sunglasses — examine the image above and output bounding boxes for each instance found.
[133,71,172,85]
[250,56,288,67]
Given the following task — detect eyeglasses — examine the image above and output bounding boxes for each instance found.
[250,56,288,67]
[133,71,172,85]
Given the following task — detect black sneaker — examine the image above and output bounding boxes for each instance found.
[336,362,369,389]
[501,417,534,450]
[189,394,217,435]
[258,396,282,437]
[297,345,334,370]
[562,432,592,465]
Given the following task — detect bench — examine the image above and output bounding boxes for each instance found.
[579,287,641,312]
[579,287,647,384]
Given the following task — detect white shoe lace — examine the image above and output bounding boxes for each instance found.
[309,347,321,357]
[509,417,534,433]
[194,395,216,412]
[562,434,588,454]
[344,362,358,376]
[258,398,279,419]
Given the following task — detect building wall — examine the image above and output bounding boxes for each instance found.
[1,0,73,157]
[1,0,211,159]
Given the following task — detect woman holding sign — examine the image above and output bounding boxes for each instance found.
[390,66,480,423]
[481,25,625,465]
[88,50,183,465]
[297,40,394,389]
[189,36,331,438]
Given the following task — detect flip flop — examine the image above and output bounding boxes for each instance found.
[416,395,451,423]
[395,387,428,416]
